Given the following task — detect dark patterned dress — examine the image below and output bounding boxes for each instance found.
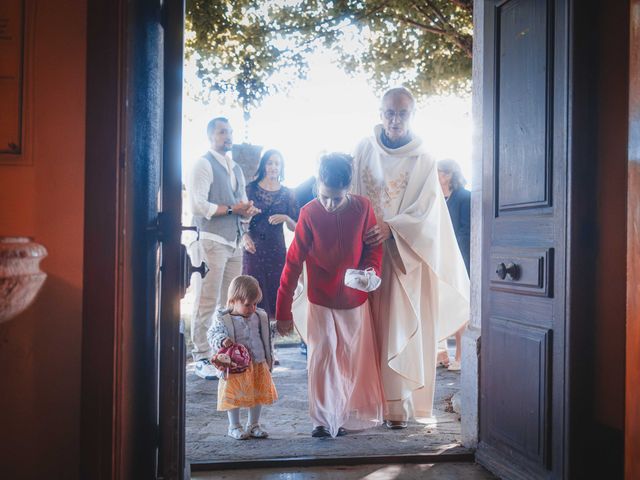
[243,182,299,318]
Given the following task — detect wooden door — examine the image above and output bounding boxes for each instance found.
[477,1,569,478]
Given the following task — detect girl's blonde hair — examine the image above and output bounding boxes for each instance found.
[226,275,263,308]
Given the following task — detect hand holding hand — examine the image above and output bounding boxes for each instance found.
[245,203,262,217]
[222,337,233,348]
[233,200,261,217]
[242,233,256,254]
[276,319,294,336]
[268,214,289,225]
[364,220,392,246]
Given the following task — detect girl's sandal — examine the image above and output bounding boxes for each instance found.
[437,349,450,368]
[246,423,269,438]
[228,426,249,440]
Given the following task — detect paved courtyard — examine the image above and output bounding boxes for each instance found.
[186,345,466,465]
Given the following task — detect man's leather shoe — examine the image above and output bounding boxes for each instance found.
[384,420,408,429]
[311,426,331,437]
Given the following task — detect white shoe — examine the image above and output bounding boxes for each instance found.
[246,423,269,438]
[228,426,249,440]
[448,360,461,371]
[194,359,217,380]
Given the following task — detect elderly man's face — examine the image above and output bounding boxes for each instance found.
[209,120,233,153]
[380,93,414,141]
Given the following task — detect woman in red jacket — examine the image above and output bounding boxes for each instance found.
[276,153,386,438]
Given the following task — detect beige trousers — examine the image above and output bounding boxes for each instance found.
[190,239,242,361]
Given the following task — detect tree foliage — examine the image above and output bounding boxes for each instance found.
[186,0,473,116]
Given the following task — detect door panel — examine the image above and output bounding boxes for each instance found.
[479,0,567,478]
[496,0,550,211]
[485,317,551,466]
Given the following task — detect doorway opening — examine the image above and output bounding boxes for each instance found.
[178,1,476,469]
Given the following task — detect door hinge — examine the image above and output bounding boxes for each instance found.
[147,212,169,242]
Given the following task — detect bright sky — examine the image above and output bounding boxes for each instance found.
[181,51,472,189]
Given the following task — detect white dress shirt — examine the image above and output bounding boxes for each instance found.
[188,149,248,248]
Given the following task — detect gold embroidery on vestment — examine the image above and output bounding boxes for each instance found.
[362,166,409,218]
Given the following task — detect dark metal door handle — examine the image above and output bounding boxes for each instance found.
[189,257,209,279]
[496,262,520,280]
[179,244,209,298]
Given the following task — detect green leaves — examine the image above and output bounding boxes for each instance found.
[186,0,472,117]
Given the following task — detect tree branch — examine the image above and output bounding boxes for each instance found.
[415,0,473,57]
[410,2,444,29]
[423,0,451,28]
[450,33,473,57]
[393,14,446,36]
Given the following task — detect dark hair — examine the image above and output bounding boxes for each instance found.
[318,153,353,190]
[437,158,467,191]
[252,149,285,184]
[206,117,229,137]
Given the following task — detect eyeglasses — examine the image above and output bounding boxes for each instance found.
[382,109,413,121]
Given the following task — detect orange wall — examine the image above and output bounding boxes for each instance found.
[0,1,86,478]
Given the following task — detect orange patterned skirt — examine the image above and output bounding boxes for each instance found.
[217,361,278,411]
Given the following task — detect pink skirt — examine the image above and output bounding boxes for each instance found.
[307,300,385,437]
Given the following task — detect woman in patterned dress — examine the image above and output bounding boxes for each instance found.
[242,150,299,319]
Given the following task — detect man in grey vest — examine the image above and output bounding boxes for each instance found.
[188,117,260,380]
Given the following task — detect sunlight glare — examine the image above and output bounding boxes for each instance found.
[182,51,472,192]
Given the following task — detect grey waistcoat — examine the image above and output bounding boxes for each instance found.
[194,152,246,243]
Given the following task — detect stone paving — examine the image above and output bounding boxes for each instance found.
[186,345,465,464]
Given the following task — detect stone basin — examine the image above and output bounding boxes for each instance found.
[0,237,47,323]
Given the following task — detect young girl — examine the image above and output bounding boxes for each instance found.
[207,275,278,440]
[276,153,386,438]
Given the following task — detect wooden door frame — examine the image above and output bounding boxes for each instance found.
[79,1,476,476]
[81,0,166,477]
[81,0,126,476]
[626,2,640,478]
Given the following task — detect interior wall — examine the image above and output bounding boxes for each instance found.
[0,1,86,478]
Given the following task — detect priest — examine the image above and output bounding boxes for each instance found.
[352,87,470,428]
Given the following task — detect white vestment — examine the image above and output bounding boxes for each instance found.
[353,125,470,419]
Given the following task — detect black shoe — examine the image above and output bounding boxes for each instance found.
[384,420,408,429]
[337,427,347,436]
[311,426,331,438]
